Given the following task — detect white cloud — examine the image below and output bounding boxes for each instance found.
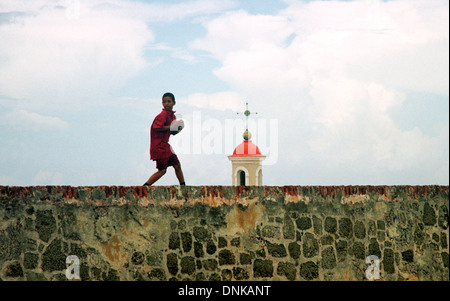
[281,0,449,94]
[0,175,22,186]
[307,78,404,127]
[0,0,238,113]
[193,0,448,96]
[182,91,243,111]
[190,0,449,184]
[0,3,153,110]
[0,109,69,131]
[31,170,65,185]
[147,43,198,64]
[86,0,237,22]
[192,10,305,97]
[193,10,292,60]
[0,0,236,22]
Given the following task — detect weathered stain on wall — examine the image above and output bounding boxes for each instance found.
[0,185,448,281]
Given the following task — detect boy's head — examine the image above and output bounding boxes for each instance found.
[162,92,175,103]
[162,92,175,111]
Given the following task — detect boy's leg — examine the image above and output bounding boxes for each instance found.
[167,154,185,185]
[144,169,166,186]
[173,164,185,185]
[144,157,170,186]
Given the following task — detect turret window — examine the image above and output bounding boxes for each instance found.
[239,170,246,186]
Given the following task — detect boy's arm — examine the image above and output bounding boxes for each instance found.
[156,126,180,135]
[154,113,181,134]
[155,126,170,132]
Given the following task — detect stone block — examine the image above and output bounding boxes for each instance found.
[233,267,249,280]
[423,203,436,226]
[166,253,178,275]
[302,233,319,258]
[253,259,273,278]
[283,216,295,239]
[267,242,287,258]
[401,249,414,262]
[324,217,337,234]
[383,248,395,274]
[338,218,353,238]
[300,261,319,280]
[35,210,56,243]
[354,221,366,239]
[321,246,337,269]
[181,232,192,252]
[180,256,196,275]
[296,217,312,230]
[168,232,180,250]
[218,249,235,265]
[277,262,297,281]
[41,239,66,272]
[193,226,211,241]
[288,242,301,259]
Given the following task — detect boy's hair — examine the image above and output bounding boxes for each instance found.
[163,92,175,103]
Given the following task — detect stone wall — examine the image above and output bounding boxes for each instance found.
[0,185,448,281]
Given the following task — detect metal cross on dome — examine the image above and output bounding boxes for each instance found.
[237,102,257,131]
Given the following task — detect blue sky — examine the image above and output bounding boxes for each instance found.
[0,0,448,186]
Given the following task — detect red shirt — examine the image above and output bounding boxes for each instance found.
[150,109,176,160]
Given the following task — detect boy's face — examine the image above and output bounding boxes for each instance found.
[162,96,175,111]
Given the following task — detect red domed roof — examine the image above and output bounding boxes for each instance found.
[229,140,264,157]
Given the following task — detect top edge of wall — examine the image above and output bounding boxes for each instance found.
[0,185,448,207]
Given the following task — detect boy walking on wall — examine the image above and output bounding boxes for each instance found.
[144,92,185,186]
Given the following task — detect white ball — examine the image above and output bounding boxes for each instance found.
[170,119,184,132]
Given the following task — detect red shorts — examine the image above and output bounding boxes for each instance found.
[155,154,180,170]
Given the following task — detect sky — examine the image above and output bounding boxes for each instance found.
[0,0,448,187]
